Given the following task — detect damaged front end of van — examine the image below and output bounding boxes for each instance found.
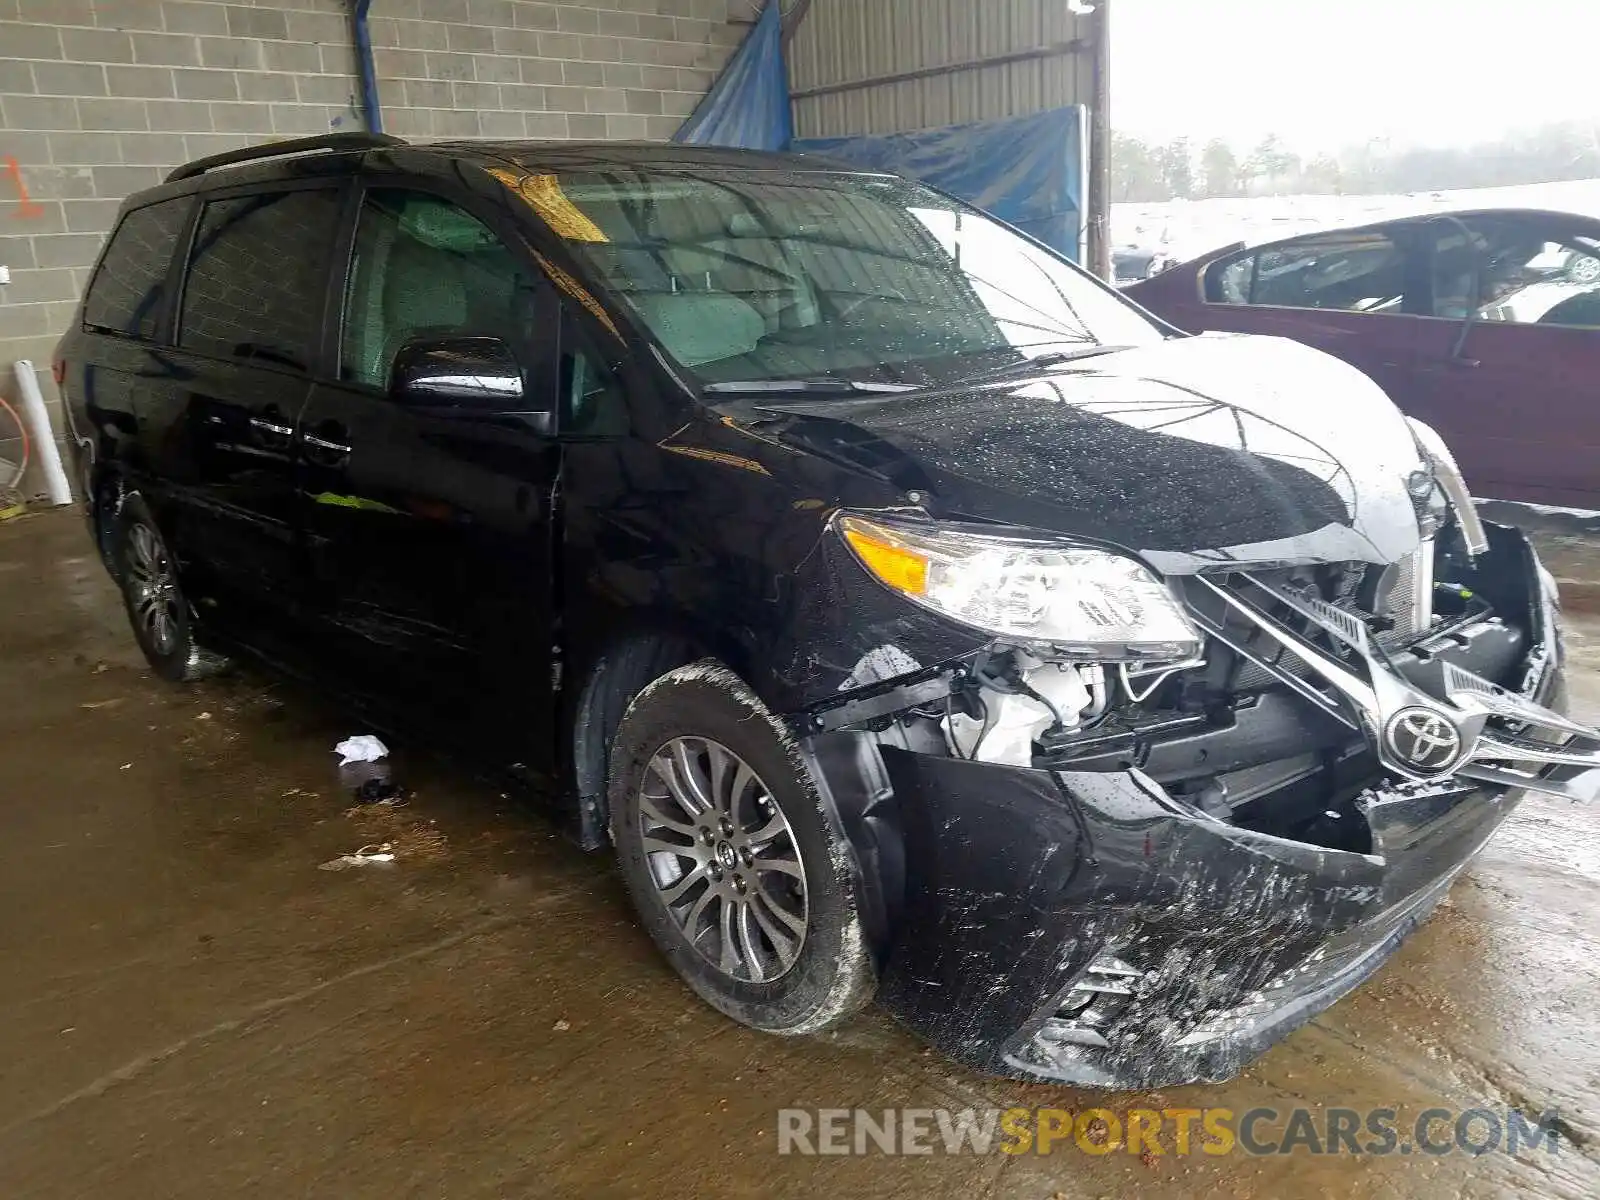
[757,351,1600,1088]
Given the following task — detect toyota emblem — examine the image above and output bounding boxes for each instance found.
[1385,707,1464,772]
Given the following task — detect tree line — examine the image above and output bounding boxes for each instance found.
[1112,124,1600,202]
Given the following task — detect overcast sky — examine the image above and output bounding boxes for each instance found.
[1112,0,1600,151]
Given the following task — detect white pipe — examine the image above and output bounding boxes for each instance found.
[11,359,72,507]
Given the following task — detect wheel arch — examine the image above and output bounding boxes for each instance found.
[564,613,759,850]
[562,616,903,967]
[89,467,130,576]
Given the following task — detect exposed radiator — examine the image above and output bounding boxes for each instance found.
[1377,539,1434,640]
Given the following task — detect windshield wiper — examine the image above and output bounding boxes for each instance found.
[956,344,1136,384]
[702,378,919,396]
[702,347,1137,398]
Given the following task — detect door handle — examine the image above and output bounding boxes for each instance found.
[249,416,295,438]
[304,432,352,455]
[303,420,352,466]
[246,413,294,455]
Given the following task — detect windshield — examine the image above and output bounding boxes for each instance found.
[508,168,1164,388]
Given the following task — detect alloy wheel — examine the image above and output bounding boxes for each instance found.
[125,521,181,656]
[638,736,808,983]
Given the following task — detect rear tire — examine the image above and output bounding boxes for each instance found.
[113,494,229,682]
[609,661,875,1035]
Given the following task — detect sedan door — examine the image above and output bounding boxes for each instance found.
[296,184,563,747]
[1404,213,1600,506]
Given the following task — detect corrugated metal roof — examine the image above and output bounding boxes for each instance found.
[788,0,1093,137]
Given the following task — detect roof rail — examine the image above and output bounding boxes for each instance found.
[164,132,407,183]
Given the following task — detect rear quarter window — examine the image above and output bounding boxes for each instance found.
[83,198,192,340]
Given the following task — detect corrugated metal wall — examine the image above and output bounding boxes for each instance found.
[787,0,1093,138]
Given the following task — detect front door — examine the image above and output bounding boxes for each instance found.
[297,184,563,749]
[1408,213,1600,506]
[154,183,345,615]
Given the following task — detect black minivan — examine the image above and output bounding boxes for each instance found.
[57,133,1599,1087]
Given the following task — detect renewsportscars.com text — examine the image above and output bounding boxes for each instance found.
[776,1106,1565,1158]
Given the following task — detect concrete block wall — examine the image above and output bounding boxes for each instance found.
[0,0,739,502]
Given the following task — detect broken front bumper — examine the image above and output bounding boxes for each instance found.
[870,751,1522,1088]
[808,526,1583,1088]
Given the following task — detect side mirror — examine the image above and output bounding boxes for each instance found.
[390,336,527,408]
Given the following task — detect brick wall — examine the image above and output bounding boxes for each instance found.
[0,0,739,501]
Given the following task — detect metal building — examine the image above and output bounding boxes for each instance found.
[786,0,1110,273]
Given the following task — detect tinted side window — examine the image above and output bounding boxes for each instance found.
[341,189,537,388]
[83,199,191,339]
[1206,231,1408,313]
[179,189,340,371]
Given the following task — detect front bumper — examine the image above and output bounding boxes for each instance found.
[816,526,1582,1088]
[871,751,1520,1088]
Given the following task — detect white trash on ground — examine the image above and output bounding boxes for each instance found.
[333,735,400,802]
[334,734,389,765]
[318,843,396,871]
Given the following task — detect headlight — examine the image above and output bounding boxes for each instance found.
[838,514,1201,661]
[1407,419,1488,556]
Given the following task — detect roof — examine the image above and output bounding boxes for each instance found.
[125,135,878,215]
[418,139,868,175]
[1348,207,1600,232]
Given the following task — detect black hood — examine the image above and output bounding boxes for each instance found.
[734,335,1430,572]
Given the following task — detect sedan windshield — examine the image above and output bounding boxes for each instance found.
[508,168,1165,388]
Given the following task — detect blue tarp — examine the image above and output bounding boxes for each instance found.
[672,3,1085,262]
[673,0,792,150]
[793,108,1087,262]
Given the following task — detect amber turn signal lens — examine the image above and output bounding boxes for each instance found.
[843,527,929,596]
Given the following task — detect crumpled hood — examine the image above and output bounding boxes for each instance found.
[751,334,1430,572]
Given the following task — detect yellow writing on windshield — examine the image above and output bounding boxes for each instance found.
[532,250,622,341]
[487,168,609,244]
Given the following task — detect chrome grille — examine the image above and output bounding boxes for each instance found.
[1189,570,1600,800]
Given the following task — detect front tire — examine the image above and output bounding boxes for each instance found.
[609,662,875,1035]
[113,494,229,682]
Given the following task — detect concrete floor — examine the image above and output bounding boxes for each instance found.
[4,508,1600,1199]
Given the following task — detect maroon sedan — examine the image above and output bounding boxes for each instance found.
[1124,208,1600,508]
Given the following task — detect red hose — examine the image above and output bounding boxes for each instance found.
[0,392,31,491]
